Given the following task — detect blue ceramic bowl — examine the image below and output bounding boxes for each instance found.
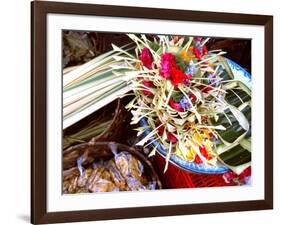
[140,58,251,174]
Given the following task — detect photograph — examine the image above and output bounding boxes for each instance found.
[62,32,252,194]
[30,2,273,223]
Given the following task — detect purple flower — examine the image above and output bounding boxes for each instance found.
[207,74,214,82]
[208,73,221,86]
[244,176,252,185]
[194,41,203,55]
[179,96,191,110]
[185,61,196,75]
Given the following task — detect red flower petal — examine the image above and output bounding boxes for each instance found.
[167,132,178,143]
[194,155,202,164]
[186,74,193,79]
[169,99,184,112]
[143,89,153,96]
[194,146,212,164]
[143,80,154,87]
[223,171,237,183]
[158,126,165,136]
[202,45,208,55]
[170,68,186,86]
[189,94,197,103]
[142,80,154,96]
[140,48,153,69]
[198,85,213,93]
[183,74,193,85]
[193,48,202,60]
[199,145,212,160]
[160,52,192,87]
[238,167,251,181]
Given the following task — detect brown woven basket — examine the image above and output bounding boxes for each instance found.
[94,99,127,142]
[63,141,162,191]
[63,98,128,150]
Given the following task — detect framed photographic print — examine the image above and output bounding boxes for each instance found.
[31,1,273,224]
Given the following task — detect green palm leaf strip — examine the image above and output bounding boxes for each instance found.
[63,44,135,129]
[211,60,251,173]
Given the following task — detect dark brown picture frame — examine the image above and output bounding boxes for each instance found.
[31,1,273,224]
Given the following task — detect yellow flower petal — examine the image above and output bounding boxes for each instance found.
[179,50,192,63]
[186,147,196,162]
[192,132,203,145]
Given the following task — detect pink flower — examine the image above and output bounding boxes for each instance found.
[160,53,177,78]
[222,167,251,185]
[222,171,236,183]
[160,53,193,86]
[140,48,153,69]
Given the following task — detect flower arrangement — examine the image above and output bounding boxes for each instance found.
[112,34,251,174]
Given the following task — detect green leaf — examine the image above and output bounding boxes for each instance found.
[212,111,243,143]
[225,88,251,108]
[218,68,233,81]
[211,78,251,143]
[148,41,161,52]
[171,91,183,102]
[218,143,251,167]
[175,54,188,71]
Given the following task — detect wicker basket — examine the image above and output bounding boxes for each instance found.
[63,141,162,192]
[94,99,128,142]
[63,98,129,150]
[154,153,230,188]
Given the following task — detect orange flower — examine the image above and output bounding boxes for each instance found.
[179,50,192,63]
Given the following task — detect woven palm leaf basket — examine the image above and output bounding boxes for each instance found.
[63,141,162,193]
